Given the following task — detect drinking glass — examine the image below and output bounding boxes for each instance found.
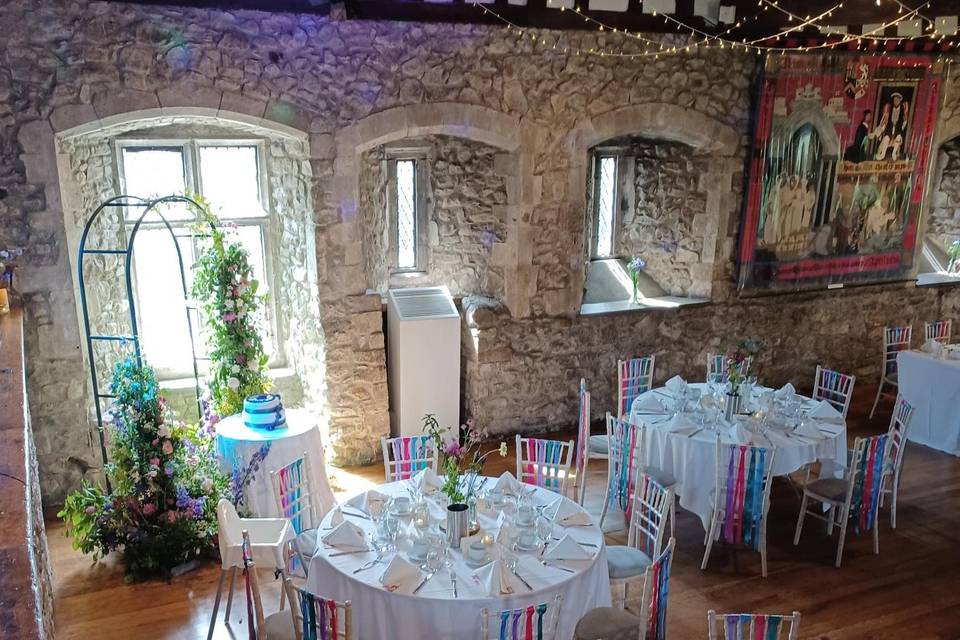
[535,515,553,550]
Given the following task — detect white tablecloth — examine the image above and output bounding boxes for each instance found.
[307,479,611,640]
[216,409,336,518]
[630,384,847,529]
[898,350,960,456]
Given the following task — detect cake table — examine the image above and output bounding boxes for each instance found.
[215,408,336,518]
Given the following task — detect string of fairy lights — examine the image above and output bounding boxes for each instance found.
[472,0,957,59]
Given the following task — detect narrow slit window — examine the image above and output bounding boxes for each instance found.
[595,155,618,257]
[395,158,417,269]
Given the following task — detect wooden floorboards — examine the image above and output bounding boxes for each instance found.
[46,390,960,639]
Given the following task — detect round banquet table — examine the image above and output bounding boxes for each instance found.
[897,349,960,456]
[307,479,611,640]
[216,409,336,518]
[629,383,848,530]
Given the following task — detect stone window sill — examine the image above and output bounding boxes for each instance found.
[157,366,298,390]
[916,272,960,287]
[580,296,710,317]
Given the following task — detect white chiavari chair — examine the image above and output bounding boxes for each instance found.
[924,319,952,343]
[812,365,856,418]
[606,470,673,611]
[880,395,914,528]
[572,378,593,505]
[271,452,320,576]
[381,434,438,482]
[707,610,801,640]
[516,435,575,495]
[480,594,563,640]
[288,578,354,640]
[707,353,752,384]
[701,440,777,578]
[869,324,912,419]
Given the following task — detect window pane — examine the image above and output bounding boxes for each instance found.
[595,156,617,257]
[132,228,198,375]
[396,159,417,269]
[121,147,192,221]
[199,145,266,219]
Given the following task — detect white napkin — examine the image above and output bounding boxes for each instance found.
[543,534,591,560]
[922,338,942,353]
[473,560,512,596]
[379,554,421,593]
[666,413,700,436]
[546,496,592,526]
[808,400,842,420]
[321,521,367,549]
[795,420,823,439]
[665,375,687,395]
[633,394,666,414]
[493,471,521,495]
[774,383,795,399]
[346,489,388,515]
[328,507,345,528]
[414,467,443,495]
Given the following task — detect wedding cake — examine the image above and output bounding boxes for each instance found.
[242,393,287,431]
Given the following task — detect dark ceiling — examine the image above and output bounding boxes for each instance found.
[103,0,960,44]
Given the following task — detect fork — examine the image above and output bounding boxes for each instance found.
[449,566,458,598]
[352,552,385,574]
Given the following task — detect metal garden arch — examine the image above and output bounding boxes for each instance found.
[77,194,214,487]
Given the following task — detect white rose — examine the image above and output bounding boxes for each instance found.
[157,424,171,438]
[231,364,240,373]
[227,377,241,391]
[201,477,214,494]
[247,360,259,372]
[224,299,234,309]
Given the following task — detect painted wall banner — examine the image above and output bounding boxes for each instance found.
[737,54,943,292]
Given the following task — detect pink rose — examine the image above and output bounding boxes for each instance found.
[149,457,160,467]
[142,503,157,516]
[167,511,178,523]
[84,506,96,515]
[223,312,237,323]
[162,440,174,455]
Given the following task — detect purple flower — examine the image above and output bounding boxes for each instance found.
[84,505,97,515]
[223,312,237,323]
[164,461,176,476]
[627,256,647,275]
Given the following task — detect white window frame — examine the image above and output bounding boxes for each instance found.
[385,145,430,274]
[591,151,621,259]
[115,138,282,379]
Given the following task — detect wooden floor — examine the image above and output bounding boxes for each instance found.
[47,390,960,639]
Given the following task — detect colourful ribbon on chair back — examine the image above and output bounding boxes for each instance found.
[620,358,652,417]
[278,457,305,534]
[391,435,431,480]
[850,434,888,535]
[817,368,852,413]
[929,320,950,341]
[645,545,673,640]
[722,614,783,640]
[884,326,911,376]
[497,603,548,640]
[720,445,767,550]
[299,590,339,640]
[241,535,256,640]
[607,418,639,521]
[633,473,666,559]
[525,439,564,490]
[575,384,591,472]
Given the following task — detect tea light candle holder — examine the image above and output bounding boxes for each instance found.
[481,533,494,546]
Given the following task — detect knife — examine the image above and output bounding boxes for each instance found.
[511,566,533,591]
[413,570,436,594]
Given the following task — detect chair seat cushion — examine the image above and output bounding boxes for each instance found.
[589,434,609,455]
[606,545,652,579]
[574,606,641,640]
[640,466,676,489]
[264,610,297,639]
[805,478,848,502]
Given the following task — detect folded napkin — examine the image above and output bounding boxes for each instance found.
[379,554,421,593]
[774,383,795,399]
[492,471,522,495]
[808,400,842,420]
[666,413,700,435]
[632,394,667,414]
[543,534,591,560]
[413,467,444,495]
[921,338,943,354]
[545,496,592,526]
[794,419,823,439]
[473,560,512,595]
[346,489,388,515]
[328,507,345,528]
[322,521,367,550]
[665,375,687,395]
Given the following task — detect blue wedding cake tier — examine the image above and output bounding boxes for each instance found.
[242,393,287,431]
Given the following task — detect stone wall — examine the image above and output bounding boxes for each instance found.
[0,0,957,505]
[928,138,960,249]
[360,135,508,297]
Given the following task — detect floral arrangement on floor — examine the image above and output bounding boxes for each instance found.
[191,200,270,418]
[58,356,229,581]
[422,414,507,504]
[626,256,647,303]
[720,337,765,394]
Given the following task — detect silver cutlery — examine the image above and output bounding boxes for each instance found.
[686,428,704,439]
[352,552,385,574]
[413,570,436,595]
[551,537,598,547]
[341,509,371,520]
[539,559,575,573]
[511,566,533,591]
[328,548,371,557]
[450,567,458,598]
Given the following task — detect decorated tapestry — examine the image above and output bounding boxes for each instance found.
[737,54,943,292]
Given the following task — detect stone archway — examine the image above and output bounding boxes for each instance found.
[333,103,544,318]
[563,103,742,309]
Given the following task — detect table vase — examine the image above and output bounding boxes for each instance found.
[446,503,469,548]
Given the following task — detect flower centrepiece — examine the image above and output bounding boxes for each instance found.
[626,256,647,303]
[720,337,765,395]
[421,414,506,505]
